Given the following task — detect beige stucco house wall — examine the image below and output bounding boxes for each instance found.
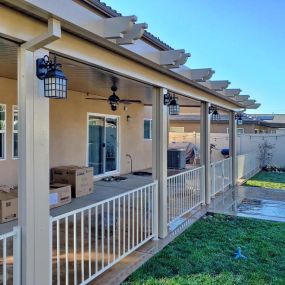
[0,77,18,186]
[0,77,152,186]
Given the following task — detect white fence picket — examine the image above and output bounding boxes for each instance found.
[167,166,205,225]
[50,181,158,284]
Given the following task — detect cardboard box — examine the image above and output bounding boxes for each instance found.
[0,192,17,223]
[52,166,94,198]
[50,183,72,209]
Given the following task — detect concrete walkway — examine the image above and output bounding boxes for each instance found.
[209,186,285,222]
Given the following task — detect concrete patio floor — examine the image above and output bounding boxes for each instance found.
[0,166,199,235]
[0,173,154,235]
[209,186,285,222]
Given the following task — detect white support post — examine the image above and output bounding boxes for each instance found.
[229,111,237,186]
[18,47,50,285]
[152,87,168,239]
[200,102,211,204]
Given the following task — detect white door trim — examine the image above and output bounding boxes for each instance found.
[87,112,121,179]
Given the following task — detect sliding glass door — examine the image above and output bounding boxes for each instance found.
[88,114,119,176]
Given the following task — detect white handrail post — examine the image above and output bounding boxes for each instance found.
[13,227,21,285]
[213,163,216,196]
[153,181,159,240]
[200,166,206,204]
[222,159,225,191]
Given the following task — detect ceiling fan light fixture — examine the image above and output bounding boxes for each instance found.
[108,86,120,111]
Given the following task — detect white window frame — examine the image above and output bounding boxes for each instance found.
[0,104,6,160]
[144,118,152,140]
[12,105,19,159]
[227,127,244,135]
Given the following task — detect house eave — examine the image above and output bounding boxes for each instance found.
[1,1,244,110]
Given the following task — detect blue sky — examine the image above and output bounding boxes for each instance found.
[104,0,285,114]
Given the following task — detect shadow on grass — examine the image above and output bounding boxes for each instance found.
[123,215,285,285]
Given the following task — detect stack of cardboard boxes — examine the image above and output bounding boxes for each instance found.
[51,166,94,198]
[0,186,18,223]
[0,166,94,224]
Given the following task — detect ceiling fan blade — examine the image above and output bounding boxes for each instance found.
[120,99,142,104]
[85,98,108,101]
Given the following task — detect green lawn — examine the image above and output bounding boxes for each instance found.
[123,215,285,285]
[244,171,285,190]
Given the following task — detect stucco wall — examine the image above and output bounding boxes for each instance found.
[50,90,153,175]
[0,77,18,186]
[0,77,152,186]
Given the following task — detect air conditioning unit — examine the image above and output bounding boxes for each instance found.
[167,148,186,169]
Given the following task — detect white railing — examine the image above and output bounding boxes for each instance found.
[237,152,260,179]
[0,227,21,285]
[50,182,158,285]
[210,157,232,197]
[167,166,205,225]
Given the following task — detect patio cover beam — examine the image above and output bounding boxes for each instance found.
[200,80,231,91]
[234,95,250,102]
[174,67,215,82]
[245,103,261,109]
[116,23,148,45]
[0,4,244,111]
[218,88,242,97]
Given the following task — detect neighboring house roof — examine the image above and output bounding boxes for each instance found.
[170,114,285,128]
[81,0,173,50]
[248,114,285,123]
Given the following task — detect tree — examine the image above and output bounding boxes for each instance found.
[258,140,275,168]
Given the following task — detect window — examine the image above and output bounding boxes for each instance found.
[227,128,244,135]
[237,128,244,135]
[0,104,6,160]
[144,119,152,139]
[12,105,18,159]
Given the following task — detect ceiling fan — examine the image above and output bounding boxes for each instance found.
[85,85,142,111]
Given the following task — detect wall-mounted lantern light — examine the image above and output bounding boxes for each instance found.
[36,55,68,99]
[164,93,180,115]
[108,86,120,111]
[209,105,220,120]
[235,113,243,125]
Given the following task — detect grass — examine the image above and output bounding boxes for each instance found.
[123,215,285,285]
[244,171,285,190]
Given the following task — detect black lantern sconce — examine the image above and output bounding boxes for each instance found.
[36,55,68,99]
[209,105,220,120]
[108,86,120,111]
[235,113,243,125]
[164,93,180,116]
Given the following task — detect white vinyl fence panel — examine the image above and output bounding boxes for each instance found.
[0,227,21,285]
[167,166,205,225]
[50,182,158,285]
[237,153,260,179]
